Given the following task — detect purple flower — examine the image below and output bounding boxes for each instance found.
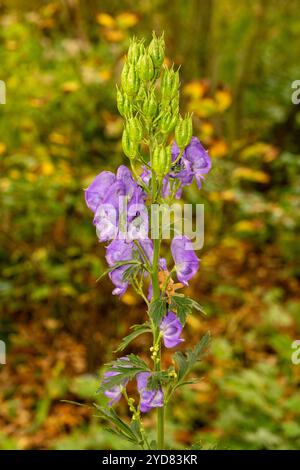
[85,166,148,243]
[94,204,118,242]
[108,267,129,296]
[103,371,124,405]
[182,137,212,188]
[171,235,199,285]
[106,239,134,266]
[106,239,134,296]
[140,137,211,199]
[160,311,184,348]
[137,372,164,413]
[85,171,116,213]
[103,357,130,405]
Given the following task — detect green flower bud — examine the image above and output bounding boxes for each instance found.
[127,38,145,64]
[126,116,143,143]
[142,92,158,119]
[152,144,172,177]
[137,53,155,82]
[170,92,179,114]
[148,32,165,70]
[122,128,138,159]
[175,114,193,150]
[136,84,147,102]
[116,87,133,117]
[121,61,139,96]
[159,112,178,134]
[161,67,179,100]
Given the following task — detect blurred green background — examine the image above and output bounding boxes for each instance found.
[1,0,300,450]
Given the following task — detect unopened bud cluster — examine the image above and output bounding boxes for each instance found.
[118,33,192,179]
[150,344,160,363]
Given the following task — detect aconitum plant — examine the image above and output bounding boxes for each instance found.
[85,33,211,450]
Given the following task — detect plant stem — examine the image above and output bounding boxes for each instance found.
[150,138,165,450]
[152,234,164,449]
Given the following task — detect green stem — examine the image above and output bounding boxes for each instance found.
[152,235,164,449]
[150,138,165,450]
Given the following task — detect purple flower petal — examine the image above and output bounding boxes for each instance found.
[160,311,184,348]
[105,240,134,267]
[85,171,116,213]
[182,137,212,187]
[103,358,129,405]
[136,372,164,413]
[105,240,137,296]
[171,235,199,285]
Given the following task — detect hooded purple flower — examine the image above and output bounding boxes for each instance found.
[160,311,184,348]
[137,372,164,413]
[141,137,211,199]
[181,137,212,188]
[85,171,116,213]
[85,166,148,242]
[103,370,124,405]
[105,239,161,297]
[106,239,134,296]
[171,235,199,285]
[103,357,130,405]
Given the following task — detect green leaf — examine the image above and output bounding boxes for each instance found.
[115,323,152,352]
[147,369,173,390]
[130,419,143,444]
[104,426,136,444]
[174,332,211,383]
[97,260,141,282]
[100,354,149,392]
[173,378,200,391]
[150,440,157,450]
[94,404,137,443]
[170,295,206,325]
[122,263,142,282]
[149,297,166,326]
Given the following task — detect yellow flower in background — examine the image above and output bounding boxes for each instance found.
[215,89,232,112]
[199,122,214,140]
[241,142,278,162]
[49,132,69,146]
[61,81,80,93]
[99,69,112,82]
[121,291,139,306]
[190,97,216,117]
[234,220,264,233]
[209,140,228,158]
[116,12,139,29]
[183,80,206,99]
[103,29,125,42]
[0,143,7,155]
[233,167,270,183]
[209,190,236,202]
[96,13,116,28]
[41,161,55,176]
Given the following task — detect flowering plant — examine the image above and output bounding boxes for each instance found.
[85,33,211,450]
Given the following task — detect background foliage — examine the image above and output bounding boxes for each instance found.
[0,0,300,450]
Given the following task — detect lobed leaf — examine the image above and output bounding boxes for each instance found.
[149,297,166,325]
[115,323,152,352]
